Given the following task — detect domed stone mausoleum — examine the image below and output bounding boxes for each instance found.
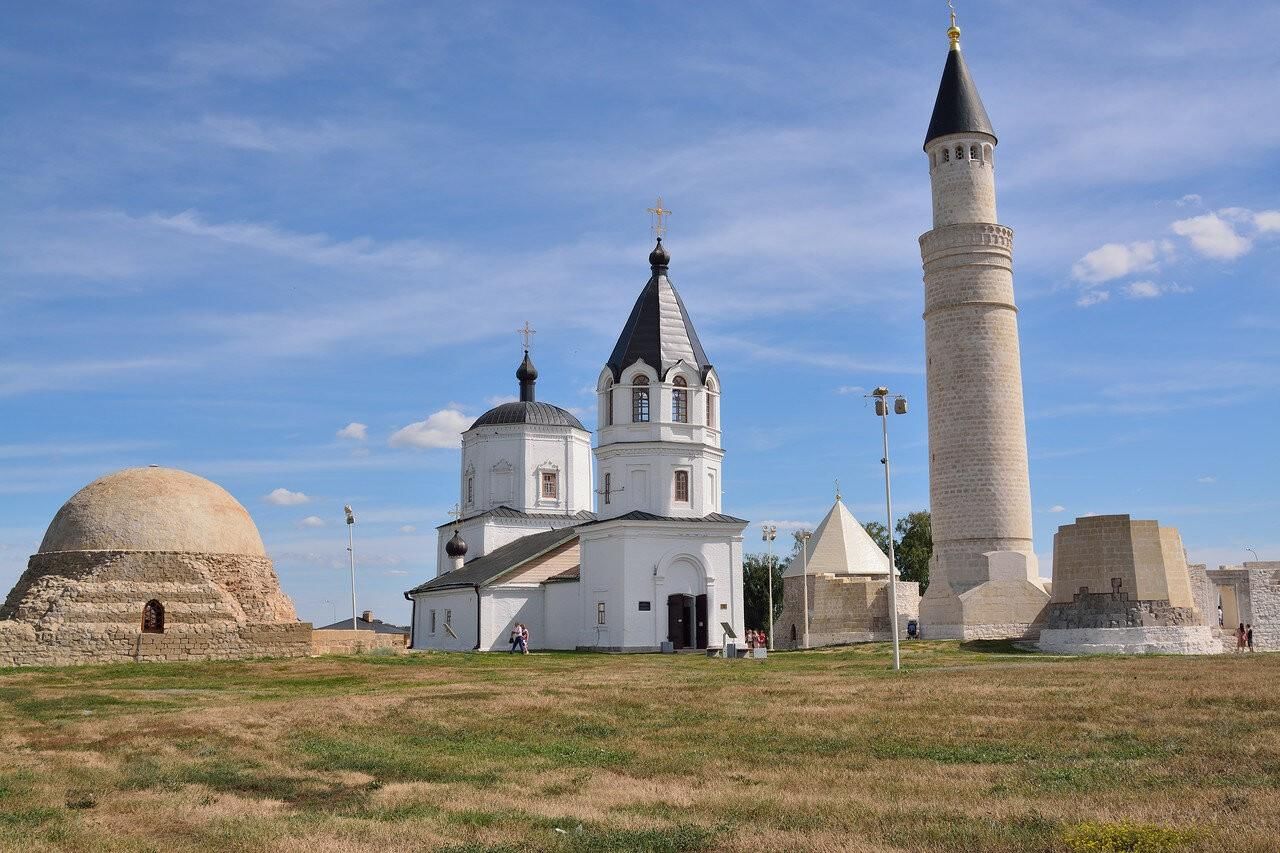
[0,466,311,666]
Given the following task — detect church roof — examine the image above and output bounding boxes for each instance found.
[924,40,995,148]
[784,496,890,578]
[470,401,586,431]
[315,615,409,634]
[606,239,712,381]
[580,510,748,526]
[434,506,596,530]
[408,526,580,593]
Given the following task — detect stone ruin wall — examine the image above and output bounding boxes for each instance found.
[775,575,919,649]
[0,550,310,667]
[311,629,407,656]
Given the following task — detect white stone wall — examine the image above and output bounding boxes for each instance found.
[1038,626,1222,655]
[410,587,477,651]
[928,133,997,226]
[459,424,593,518]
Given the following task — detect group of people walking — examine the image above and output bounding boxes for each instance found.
[509,623,530,654]
[1235,622,1255,653]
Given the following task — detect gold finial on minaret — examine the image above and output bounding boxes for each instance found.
[947,0,961,50]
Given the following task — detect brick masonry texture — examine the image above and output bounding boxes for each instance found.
[310,629,407,656]
[918,132,1047,639]
[0,550,309,667]
[773,575,919,649]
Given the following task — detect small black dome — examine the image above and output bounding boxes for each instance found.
[516,350,538,382]
[470,401,587,431]
[649,237,670,269]
[445,529,468,558]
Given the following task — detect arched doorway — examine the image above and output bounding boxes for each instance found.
[142,600,165,634]
[664,558,707,649]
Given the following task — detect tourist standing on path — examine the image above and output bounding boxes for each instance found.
[1247,624,1254,652]
[509,624,521,653]
[1236,623,1247,653]
[1218,604,1224,627]
[520,624,530,654]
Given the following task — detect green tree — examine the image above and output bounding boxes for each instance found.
[895,511,932,592]
[863,521,891,557]
[743,552,785,632]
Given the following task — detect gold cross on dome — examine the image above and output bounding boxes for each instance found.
[517,321,536,351]
[647,197,672,238]
[447,503,463,523]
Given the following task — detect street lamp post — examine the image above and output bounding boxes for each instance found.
[762,524,777,650]
[344,505,358,630]
[870,387,907,672]
[795,529,812,649]
[1247,548,1260,562]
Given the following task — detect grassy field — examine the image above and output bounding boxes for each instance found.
[0,642,1276,852]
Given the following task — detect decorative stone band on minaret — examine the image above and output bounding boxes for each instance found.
[916,18,1048,640]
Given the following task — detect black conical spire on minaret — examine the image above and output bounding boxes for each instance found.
[516,350,538,402]
[924,12,996,149]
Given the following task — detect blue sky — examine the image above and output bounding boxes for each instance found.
[3,1,1278,627]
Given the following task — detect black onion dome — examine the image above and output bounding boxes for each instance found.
[648,237,670,269]
[470,401,586,431]
[924,42,996,149]
[445,529,468,558]
[516,351,538,383]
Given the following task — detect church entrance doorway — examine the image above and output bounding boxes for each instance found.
[667,593,708,650]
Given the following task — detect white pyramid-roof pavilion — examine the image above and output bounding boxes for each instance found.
[784,495,890,577]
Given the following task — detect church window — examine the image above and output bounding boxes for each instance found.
[430,610,437,634]
[955,145,964,160]
[632,375,650,422]
[444,609,452,627]
[597,601,607,625]
[141,599,164,634]
[466,475,474,504]
[603,472,612,505]
[541,472,559,499]
[672,376,688,423]
[705,379,717,427]
[605,379,614,426]
[674,470,690,503]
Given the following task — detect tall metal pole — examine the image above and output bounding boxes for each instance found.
[762,524,776,651]
[877,395,902,671]
[345,505,358,630]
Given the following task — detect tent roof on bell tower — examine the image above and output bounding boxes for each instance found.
[784,495,891,578]
[923,24,996,149]
[606,239,712,381]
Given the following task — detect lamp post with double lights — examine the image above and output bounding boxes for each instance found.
[761,524,777,650]
[795,529,812,649]
[344,505,358,630]
[869,387,907,671]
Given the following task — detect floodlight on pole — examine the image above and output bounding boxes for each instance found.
[344,505,358,631]
[868,386,906,672]
[1247,548,1260,562]
[762,524,777,650]
[795,529,812,649]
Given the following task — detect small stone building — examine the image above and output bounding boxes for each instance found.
[1188,561,1280,651]
[0,466,311,666]
[1038,514,1219,655]
[773,494,919,649]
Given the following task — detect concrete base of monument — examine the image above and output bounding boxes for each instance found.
[1038,625,1223,655]
[919,552,1050,641]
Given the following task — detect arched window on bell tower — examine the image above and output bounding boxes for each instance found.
[632,375,650,422]
[705,378,717,428]
[672,376,688,423]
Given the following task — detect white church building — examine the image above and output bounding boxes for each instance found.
[405,238,748,652]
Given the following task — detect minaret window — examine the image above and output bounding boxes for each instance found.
[969,144,978,160]
[955,145,964,160]
[705,378,717,427]
[632,376,650,422]
[541,472,559,499]
[674,470,690,503]
[942,148,949,162]
[672,376,688,423]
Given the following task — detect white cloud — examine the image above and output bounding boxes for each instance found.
[1175,194,1202,207]
[835,385,865,395]
[1171,212,1251,260]
[1124,280,1162,299]
[336,422,368,441]
[1071,241,1158,283]
[298,515,325,528]
[1254,210,1280,234]
[1197,476,1217,484]
[1049,505,1066,513]
[384,570,410,576]
[265,487,310,506]
[1076,290,1111,308]
[399,525,417,534]
[389,408,470,449]
[1081,511,1099,518]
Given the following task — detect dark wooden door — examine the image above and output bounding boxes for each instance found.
[696,594,708,649]
[667,594,686,648]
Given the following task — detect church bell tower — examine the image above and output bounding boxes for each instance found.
[916,13,1049,639]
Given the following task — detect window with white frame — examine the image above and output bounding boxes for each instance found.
[674,470,690,502]
[596,601,607,625]
[604,379,614,426]
[632,375,650,422]
[444,609,452,627]
[541,471,558,499]
[705,378,717,427]
[604,472,612,505]
[672,375,688,423]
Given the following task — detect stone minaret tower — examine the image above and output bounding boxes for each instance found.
[916,15,1048,639]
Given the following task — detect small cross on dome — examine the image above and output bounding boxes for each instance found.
[646,197,672,238]
[516,321,536,351]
